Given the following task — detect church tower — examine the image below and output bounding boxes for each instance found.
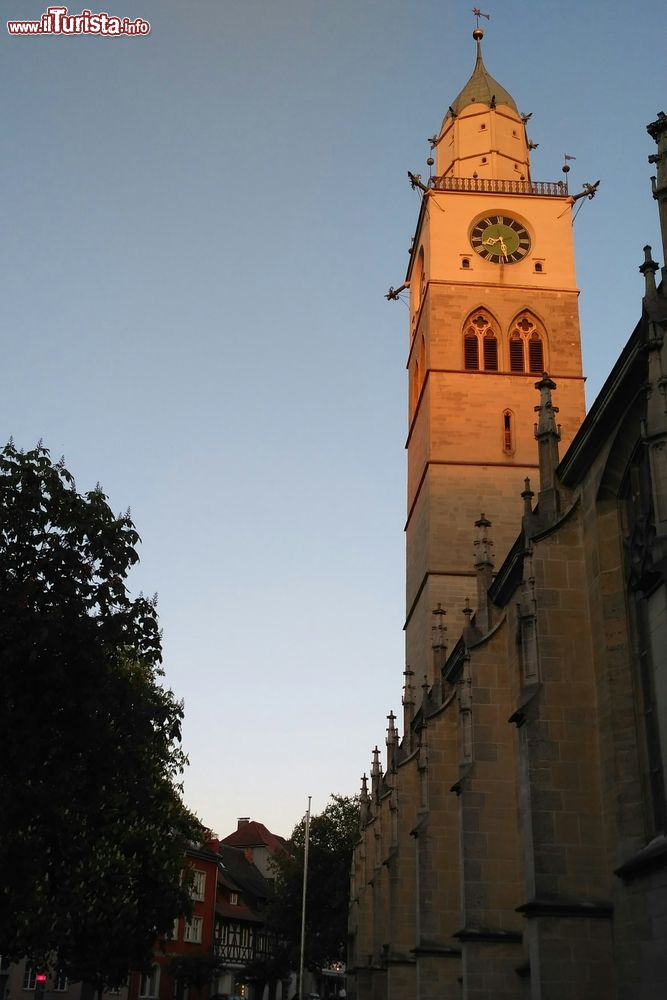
[404,27,586,680]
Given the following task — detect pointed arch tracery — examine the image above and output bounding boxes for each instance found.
[508,311,546,374]
[463,309,499,372]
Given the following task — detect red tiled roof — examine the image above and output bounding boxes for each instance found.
[221,821,285,854]
[215,897,259,922]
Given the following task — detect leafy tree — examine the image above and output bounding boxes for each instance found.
[270,795,359,973]
[239,949,291,1000]
[166,953,225,1000]
[0,442,202,988]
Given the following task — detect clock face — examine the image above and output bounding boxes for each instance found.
[470,215,531,264]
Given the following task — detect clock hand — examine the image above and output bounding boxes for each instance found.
[482,237,500,247]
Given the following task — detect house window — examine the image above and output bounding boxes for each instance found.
[184,917,203,943]
[139,967,160,998]
[461,257,471,268]
[535,261,543,273]
[54,972,68,992]
[23,967,36,991]
[191,870,206,901]
[229,892,239,906]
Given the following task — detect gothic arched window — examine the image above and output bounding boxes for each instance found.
[508,313,546,374]
[413,247,425,316]
[463,311,499,372]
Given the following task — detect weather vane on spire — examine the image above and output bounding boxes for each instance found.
[472,8,491,27]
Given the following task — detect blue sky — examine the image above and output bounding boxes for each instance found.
[3,0,665,838]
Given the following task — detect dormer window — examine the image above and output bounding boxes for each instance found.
[230,892,239,906]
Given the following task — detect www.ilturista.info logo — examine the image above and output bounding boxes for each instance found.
[7,6,150,35]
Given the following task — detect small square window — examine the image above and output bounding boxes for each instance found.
[230,892,239,906]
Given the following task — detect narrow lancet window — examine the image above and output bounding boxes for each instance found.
[503,410,514,453]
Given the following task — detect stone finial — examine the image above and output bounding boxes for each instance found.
[461,596,477,645]
[647,111,667,282]
[430,602,448,686]
[420,673,431,714]
[402,665,415,743]
[474,513,494,567]
[473,515,494,633]
[640,244,660,302]
[521,476,538,538]
[534,374,560,439]
[359,773,371,827]
[521,477,534,517]
[518,544,540,685]
[534,374,562,522]
[370,745,382,799]
[386,711,398,774]
[643,300,667,537]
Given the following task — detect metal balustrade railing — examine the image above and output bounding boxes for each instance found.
[431,176,568,196]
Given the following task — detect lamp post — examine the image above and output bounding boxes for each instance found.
[297,796,311,999]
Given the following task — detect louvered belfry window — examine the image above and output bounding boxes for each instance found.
[483,332,499,371]
[509,334,524,372]
[464,332,479,370]
[510,314,545,374]
[464,312,498,371]
[528,332,544,373]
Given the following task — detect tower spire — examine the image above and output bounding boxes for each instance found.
[435,26,530,182]
[444,26,519,121]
